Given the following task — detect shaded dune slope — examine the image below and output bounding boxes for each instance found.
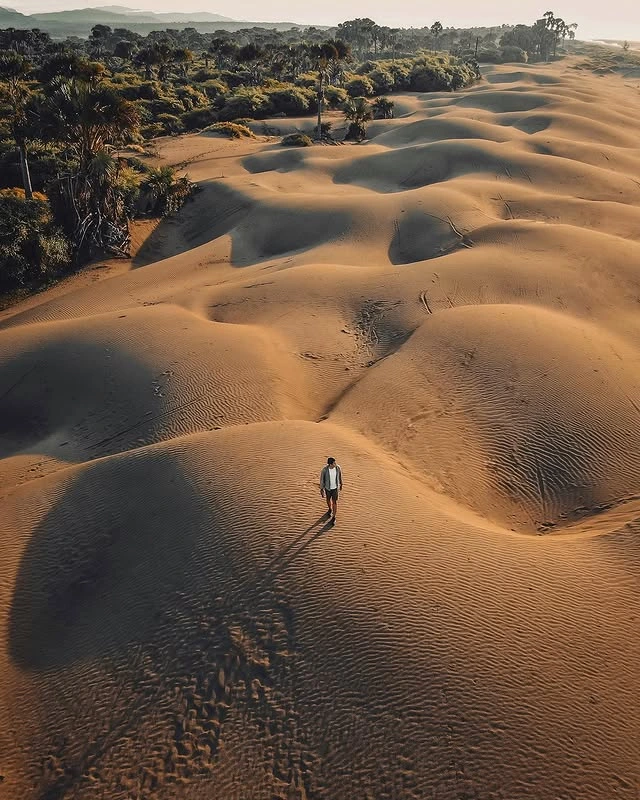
[1,60,639,800]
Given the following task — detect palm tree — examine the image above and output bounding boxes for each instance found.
[172,47,193,78]
[153,40,174,81]
[113,40,135,62]
[236,43,265,85]
[430,21,443,51]
[208,37,237,70]
[38,75,140,259]
[309,39,350,142]
[0,51,34,197]
[372,96,394,119]
[343,96,373,141]
[134,46,158,80]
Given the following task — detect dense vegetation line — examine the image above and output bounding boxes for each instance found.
[0,11,575,298]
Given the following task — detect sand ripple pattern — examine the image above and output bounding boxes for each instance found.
[1,61,639,800]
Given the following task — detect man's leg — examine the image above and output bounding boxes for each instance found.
[325,491,332,515]
[331,494,338,521]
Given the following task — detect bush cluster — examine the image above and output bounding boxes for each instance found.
[352,53,478,93]
[0,188,70,291]
[40,52,477,141]
[205,121,255,138]
[476,46,528,63]
[281,133,313,147]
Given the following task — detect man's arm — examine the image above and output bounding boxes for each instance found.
[339,466,343,489]
[319,467,325,495]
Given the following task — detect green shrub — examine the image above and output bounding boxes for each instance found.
[176,85,208,110]
[367,68,394,94]
[217,69,250,88]
[218,88,269,121]
[501,45,528,63]
[295,72,317,89]
[325,86,348,108]
[141,122,166,139]
[477,48,502,63]
[450,61,478,88]
[199,78,229,99]
[181,107,218,130]
[281,132,313,147]
[410,62,451,91]
[372,96,395,119]
[124,156,152,174]
[138,167,195,215]
[409,54,477,92]
[389,62,412,90]
[150,97,184,116]
[266,85,313,116]
[205,122,255,139]
[0,189,70,291]
[355,60,378,75]
[192,68,217,82]
[156,113,185,135]
[119,82,147,101]
[345,75,375,97]
[138,81,160,100]
[0,141,64,193]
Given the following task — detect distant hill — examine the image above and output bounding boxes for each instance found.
[30,6,234,23]
[0,5,304,37]
[0,6,32,25]
[92,6,236,22]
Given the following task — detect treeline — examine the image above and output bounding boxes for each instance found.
[0,20,482,296]
[0,45,194,295]
[497,12,578,62]
[0,11,575,297]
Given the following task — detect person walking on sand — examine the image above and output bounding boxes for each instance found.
[320,457,343,525]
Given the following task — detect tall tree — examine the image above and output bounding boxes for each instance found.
[0,51,34,197]
[153,40,174,81]
[236,42,264,84]
[134,46,158,80]
[343,96,373,141]
[430,21,444,51]
[113,40,136,62]
[309,39,349,142]
[172,47,193,78]
[337,18,376,57]
[37,73,139,259]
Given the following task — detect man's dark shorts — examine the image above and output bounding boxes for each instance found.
[325,488,339,501]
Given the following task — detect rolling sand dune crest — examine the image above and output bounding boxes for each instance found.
[1,59,640,799]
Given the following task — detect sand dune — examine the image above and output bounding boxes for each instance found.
[1,59,640,800]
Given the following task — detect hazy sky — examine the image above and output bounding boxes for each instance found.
[8,0,640,40]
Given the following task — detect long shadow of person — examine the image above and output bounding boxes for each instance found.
[265,513,327,571]
[266,516,335,581]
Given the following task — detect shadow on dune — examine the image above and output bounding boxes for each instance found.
[7,439,340,798]
[133,177,351,269]
[0,325,225,471]
[7,448,218,671]
[133,181,254,267]
[388,208,465,263]
[483,70,562,86]
[0,335,159,465]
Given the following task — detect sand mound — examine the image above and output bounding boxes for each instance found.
[334,138,640,200]
[1,60,639,800]
[484,69,562,85]
[332,304,640,530]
